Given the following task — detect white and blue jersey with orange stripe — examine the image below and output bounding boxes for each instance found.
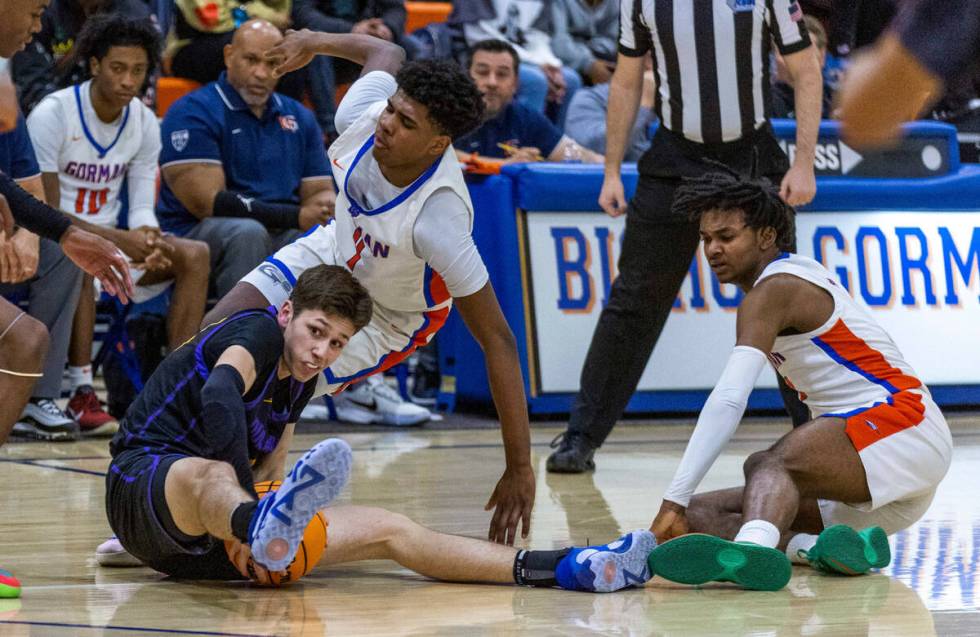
[759,253,927,422]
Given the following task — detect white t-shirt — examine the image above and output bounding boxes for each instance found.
[334,72,489,298]
[27,80,161,229]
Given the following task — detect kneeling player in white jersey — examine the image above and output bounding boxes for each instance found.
[26,16,210,433]
[643,170,952,591]
[203,30,536,545]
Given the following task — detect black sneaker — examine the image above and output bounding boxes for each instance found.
[546,431,596,473]
[13,399,80,442]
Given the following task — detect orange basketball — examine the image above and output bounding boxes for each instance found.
[224,480,328,586]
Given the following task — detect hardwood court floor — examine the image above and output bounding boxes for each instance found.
[1,411,979,636]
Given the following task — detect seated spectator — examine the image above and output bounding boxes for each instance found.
[455,40,601,167]
[11,0,153,114]
[290,0,409,135]
[772,15,833,120]
[167,0,334,134]
[549,0,619,86]
[564,60,656,161]
[0,113,84,442]
[157,19,335,299]
[26,16,210,435]
[451,0,582,128]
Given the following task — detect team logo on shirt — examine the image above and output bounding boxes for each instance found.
[278,115,299,133]
[171,129,189,152]
[726,0,755,12]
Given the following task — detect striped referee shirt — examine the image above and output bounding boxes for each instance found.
[619,0,811,144]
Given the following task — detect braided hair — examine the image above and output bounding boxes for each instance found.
[672,165,796,251]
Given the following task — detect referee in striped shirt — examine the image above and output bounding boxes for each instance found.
[548,0,822,473]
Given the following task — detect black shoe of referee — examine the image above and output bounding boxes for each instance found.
[546,431,596,473]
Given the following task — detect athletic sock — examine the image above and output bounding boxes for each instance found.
[734,519,781,548]
[230,500,259,544]
[68,365,93,392]
[786,533,819,564]
[513,548,572,589]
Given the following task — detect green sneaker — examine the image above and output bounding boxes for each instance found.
[801,525,890,575]
[647,534,792,591]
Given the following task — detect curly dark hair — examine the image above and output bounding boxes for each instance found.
[672,167,796,251]
[73,14,162,80]
[395,59,485,140]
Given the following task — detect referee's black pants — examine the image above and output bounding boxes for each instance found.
[567,127,810,449]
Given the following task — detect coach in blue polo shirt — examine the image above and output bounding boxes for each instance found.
[157,19,334,298]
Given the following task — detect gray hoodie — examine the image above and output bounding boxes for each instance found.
[549,0,619,74]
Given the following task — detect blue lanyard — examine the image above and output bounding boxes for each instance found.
[74,83,130,159]
[342,135,442,217]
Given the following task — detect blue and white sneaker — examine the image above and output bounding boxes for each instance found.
[557,529,657,593]
[248,438,352,572]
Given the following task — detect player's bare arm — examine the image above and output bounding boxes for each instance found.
[777,46,821,207]
[42,171,174,270]
[453,282,535,546]
[266,30,405,78]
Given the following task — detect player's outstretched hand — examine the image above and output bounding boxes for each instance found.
[650,500,690,543]
[60,225,134,303]
[485,464,536,545]
[266,29,319,78]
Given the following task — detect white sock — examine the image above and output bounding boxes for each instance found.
[734,519,781,548]
[786,533,819,564]
[69,365,93,391]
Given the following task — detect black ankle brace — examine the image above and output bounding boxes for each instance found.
[230,500,258,544]
[513,548,571,587]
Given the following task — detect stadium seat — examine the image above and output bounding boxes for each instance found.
[405,2,452,33]
[156,77,202,118]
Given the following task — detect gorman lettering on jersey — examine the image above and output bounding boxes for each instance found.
[548,221,980,313]
[65,161,127,184]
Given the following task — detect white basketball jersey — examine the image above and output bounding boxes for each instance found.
[31,82,157,228]
[327,100,475,314]
[757,253,925,418]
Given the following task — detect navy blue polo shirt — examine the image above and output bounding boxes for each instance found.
[0,114,41,180]
[454,101,563,159]
[157,72,330,235]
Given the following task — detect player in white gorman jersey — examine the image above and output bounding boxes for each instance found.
[642,170,952,591]
[26,16,209,433]
[202,31,536,546]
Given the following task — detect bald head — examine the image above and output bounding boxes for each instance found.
[230,19,282,48]
[223,19,283,111]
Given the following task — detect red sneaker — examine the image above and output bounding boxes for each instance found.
[68,386,119,437]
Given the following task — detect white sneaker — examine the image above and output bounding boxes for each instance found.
[95,536,142,567]
[335,376,431,426]
[300,401,330,422]
[13,399,79,441]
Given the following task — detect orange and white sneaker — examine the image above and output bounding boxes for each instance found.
[68,386,119,437]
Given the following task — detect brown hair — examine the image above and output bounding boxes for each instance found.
[290,265,373,331]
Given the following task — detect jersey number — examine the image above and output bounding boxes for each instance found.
[75,188,109,215]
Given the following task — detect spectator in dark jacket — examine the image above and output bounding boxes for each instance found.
[11,0,153,114]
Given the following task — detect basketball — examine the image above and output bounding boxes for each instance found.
[224,480,328,586]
